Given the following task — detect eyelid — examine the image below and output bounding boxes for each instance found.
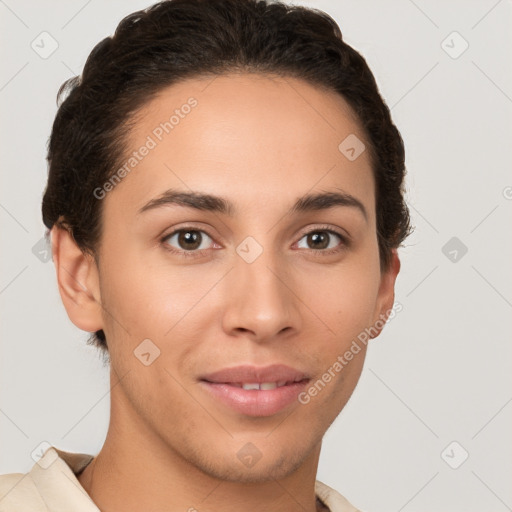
[295,224,350,243]
[160,222,218,242]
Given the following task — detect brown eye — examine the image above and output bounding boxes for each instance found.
[164,229,213,251]
[296,230,344,251]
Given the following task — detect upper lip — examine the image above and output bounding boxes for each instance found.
[200,364,309,384]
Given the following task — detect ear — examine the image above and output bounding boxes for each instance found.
[50,225,103,333]
[370,249,401,339]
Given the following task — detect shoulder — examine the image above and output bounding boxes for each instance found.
[315,480,363,512]
[0,471,48,511]
[0,446,96,512]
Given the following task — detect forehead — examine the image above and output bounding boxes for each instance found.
[105,72,375,220]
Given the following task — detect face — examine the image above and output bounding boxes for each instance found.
[89,73,398,482]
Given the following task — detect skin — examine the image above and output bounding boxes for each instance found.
[52,73,400,512]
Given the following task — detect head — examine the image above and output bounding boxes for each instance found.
[43,0,411,482]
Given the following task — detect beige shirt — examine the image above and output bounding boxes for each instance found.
[0,446,361,511]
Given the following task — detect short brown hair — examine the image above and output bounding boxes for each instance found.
[42,0,412,354]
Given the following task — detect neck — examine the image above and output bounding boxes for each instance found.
[79,442,325,512]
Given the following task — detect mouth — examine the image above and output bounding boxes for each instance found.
[199,364,310,417]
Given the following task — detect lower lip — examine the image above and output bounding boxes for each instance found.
[200,380,309,417]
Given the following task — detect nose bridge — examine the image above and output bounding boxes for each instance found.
[222,240,300,339]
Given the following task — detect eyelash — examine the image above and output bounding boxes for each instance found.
[160,225,349,259]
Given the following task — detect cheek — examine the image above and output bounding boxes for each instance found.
[98,245,195,339]
[298,258,381,347]
[97,245,228,374]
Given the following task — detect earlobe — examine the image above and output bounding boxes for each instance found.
[50,225,103,333]
[370,249,401,339]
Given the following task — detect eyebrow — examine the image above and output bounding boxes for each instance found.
[137,188,367,221]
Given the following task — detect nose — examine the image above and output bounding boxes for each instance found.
[221,248,301,342]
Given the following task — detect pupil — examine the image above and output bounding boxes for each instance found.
[179,231,201,250]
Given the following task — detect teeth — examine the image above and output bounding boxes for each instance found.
[242,383,260,390]
[240,382,281,390]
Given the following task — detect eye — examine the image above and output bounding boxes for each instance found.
[161,226,348,258]
[296,228,346,252]
[163,228,215,253]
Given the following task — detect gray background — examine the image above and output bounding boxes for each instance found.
[1,1,511,511]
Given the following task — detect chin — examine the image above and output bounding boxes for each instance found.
[186,437,318,483]
[205,455,305,483]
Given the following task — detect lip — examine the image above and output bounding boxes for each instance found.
[199,364,310,417]
[201,364,308,384]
